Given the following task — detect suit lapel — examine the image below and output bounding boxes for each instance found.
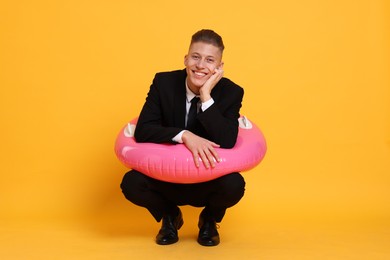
[173,70,187,128]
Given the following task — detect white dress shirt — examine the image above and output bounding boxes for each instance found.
[172,79,214,143]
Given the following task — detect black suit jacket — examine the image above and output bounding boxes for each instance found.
[134,69,244,148]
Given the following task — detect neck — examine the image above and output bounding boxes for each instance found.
[186,77,199,95]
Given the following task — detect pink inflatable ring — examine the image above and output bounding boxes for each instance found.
[115,116,267,183]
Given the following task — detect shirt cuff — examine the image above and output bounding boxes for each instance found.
[201,98,214,111]
[172,130,186,143]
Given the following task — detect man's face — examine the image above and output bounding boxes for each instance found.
[184,42,223,94]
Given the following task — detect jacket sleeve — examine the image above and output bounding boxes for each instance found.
[197,85,244,148]
[134,74,183,144]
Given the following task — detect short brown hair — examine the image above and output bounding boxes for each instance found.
[190,29,224,53]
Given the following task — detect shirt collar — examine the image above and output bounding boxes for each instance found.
[185,77,199,103]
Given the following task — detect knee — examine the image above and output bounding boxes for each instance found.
[224,172,245,189]
[219,173,246,197]
[120,170,148,200]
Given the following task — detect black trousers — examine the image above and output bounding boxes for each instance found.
[120,170,245,222]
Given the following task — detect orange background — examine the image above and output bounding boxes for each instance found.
[1,0,389,259]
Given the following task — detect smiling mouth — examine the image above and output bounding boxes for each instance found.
[193,71,207,77]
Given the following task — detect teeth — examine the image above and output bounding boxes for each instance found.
[194,72,206,76]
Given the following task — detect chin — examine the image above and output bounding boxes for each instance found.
[190,75,210,86]
[188,80,204,90]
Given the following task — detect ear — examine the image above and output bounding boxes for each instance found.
[218,61,224,69]
[184,55,188,66]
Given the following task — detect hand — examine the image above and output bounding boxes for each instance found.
[182,131,221,168]
[199,67,224,102]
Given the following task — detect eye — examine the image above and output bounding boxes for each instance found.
[206,58,215,63]
[192,55,200,60]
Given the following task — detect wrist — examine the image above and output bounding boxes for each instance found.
[200,92,212,103]
[182,130,190,142]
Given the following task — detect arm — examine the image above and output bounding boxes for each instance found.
[182,69,244,168]
[198,86,243,148]
[198,67,243,148]
[134,73,183,143]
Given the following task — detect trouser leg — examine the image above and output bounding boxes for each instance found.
[200,172,246,222]
[120,170,246,223]
[120,170,178,222]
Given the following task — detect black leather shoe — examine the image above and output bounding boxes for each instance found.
[197,214,220,246]
[156,210,183,245]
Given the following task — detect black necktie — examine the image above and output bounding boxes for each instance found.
[186,97,200,130]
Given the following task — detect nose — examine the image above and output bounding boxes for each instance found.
[196,58,205,68]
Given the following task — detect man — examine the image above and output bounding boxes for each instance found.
[120,29,245,246]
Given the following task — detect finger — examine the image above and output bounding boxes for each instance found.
[192,151,200,168]
[217,70,224,80]
[206,142,220,162]
[209,147,221,163]
[214,70,222,78]
[203,148,216,168]
[198,150,210,169]
[202,144,217,166]
[208,141,220,148]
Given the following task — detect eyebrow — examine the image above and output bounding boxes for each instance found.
[191,52,216,59]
